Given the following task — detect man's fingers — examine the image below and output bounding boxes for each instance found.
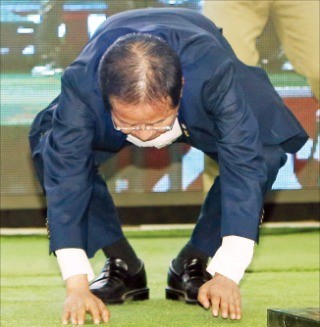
[211,296,220,317]
[228,299,237,320]
[70,305,78,325]
[201,275,243,320]
[62,289,110,325]
[97,299,110,323]
[77,307,86,325]
[88,300,101,325]
[220,298,229,319]
[198,289,210,309]
[62,308,70,325]
[235,296,242,319]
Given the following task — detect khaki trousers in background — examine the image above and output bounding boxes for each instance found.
[202,0,320,191]
[203,0,319,99]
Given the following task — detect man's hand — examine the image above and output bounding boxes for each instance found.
[198,273,242,320]
[63,274,110,325]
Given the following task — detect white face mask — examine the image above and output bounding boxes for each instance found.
[126,118,182,149]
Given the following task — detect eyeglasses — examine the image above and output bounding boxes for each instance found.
[111,113,177,134]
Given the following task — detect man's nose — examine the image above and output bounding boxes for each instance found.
[132,129,157,141]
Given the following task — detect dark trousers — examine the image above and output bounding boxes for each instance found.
[31,126,286,257]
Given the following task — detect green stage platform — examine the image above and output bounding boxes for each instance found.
[268,308,320,327]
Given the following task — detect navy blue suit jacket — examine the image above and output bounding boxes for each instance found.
[30,8,308,257]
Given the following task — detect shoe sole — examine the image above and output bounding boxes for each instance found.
[96,287,150,304]
[165,287,198,304]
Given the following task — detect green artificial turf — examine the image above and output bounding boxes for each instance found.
[267,72,308,87]
[0,74,61,125]
[1,229,319,327]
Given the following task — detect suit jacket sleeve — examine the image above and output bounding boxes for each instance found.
[43,68,97,253]
[204,59,268,241]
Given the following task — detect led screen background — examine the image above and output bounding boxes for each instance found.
[1,0,319,208]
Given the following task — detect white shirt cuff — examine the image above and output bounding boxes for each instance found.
[206,236,255,284]
[55,248,95,282]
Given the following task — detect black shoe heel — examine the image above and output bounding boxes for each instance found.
[131,288,150,301]
[166,258,211,304]
[90,258,148,304]
[165,288,182,301]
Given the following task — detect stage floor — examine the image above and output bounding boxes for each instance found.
[1,226,319,327]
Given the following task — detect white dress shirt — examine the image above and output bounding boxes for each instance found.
[56,248,95,282]
[206,236,254,284]
[56,236,254,283]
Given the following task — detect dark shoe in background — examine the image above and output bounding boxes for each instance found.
[166,258,211,304]
[90,258,149,304]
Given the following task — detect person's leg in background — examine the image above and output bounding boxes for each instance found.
[203,0,270,65]
[202,0,271,194]
[270,0,320,100]
[270,1,319,189]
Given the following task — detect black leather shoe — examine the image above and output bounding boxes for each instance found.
[165,258,211,304]
[90,258,149,304]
